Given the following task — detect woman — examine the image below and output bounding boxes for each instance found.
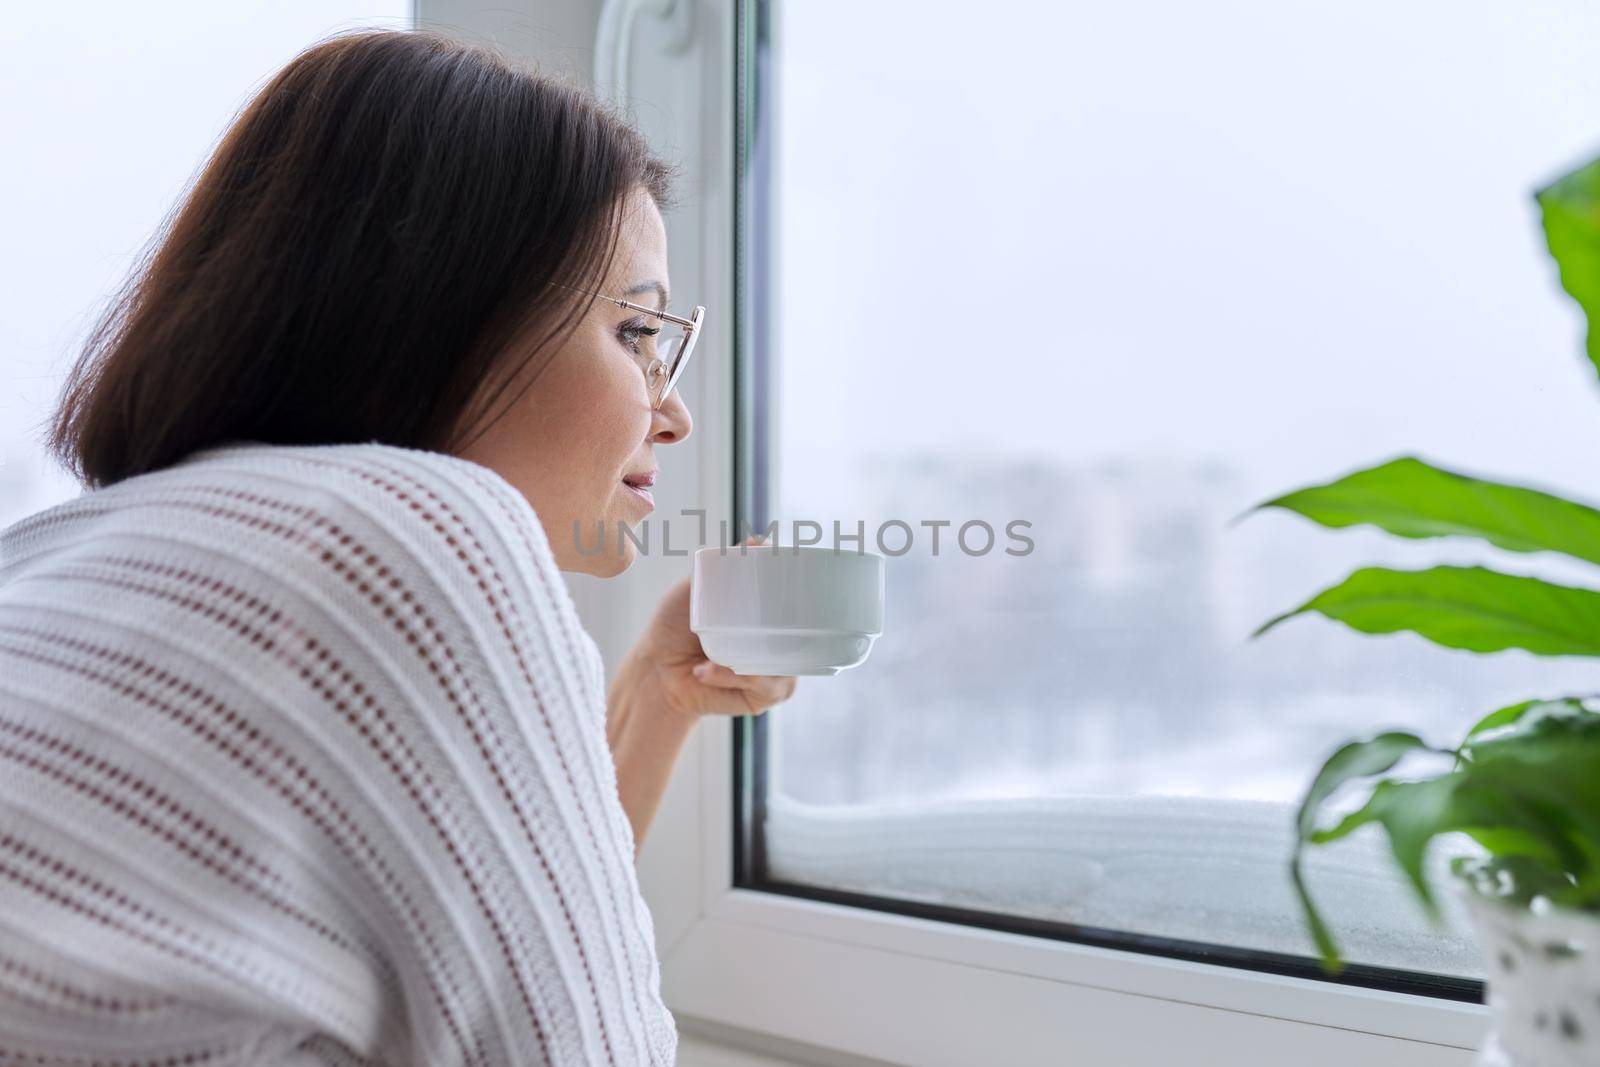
[0,28,794,1066]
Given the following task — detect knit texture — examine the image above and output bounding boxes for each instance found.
[0,441,676,1065]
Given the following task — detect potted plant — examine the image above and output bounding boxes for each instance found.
[1244,155,1600,1067]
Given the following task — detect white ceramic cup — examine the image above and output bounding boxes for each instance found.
[690,544,885,676]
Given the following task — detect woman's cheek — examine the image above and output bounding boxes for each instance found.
[608,372,654,446]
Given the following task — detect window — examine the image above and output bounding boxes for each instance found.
[0,2,410,529]
[733,0,1600,998]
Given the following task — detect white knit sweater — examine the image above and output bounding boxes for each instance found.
[0,441,676,1066]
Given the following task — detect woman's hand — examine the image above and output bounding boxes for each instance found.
[627,572,798,721]
[605,538,795,851]
[619,535,797,723]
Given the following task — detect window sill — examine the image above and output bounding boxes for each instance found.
[650,721,1489,1066]
[760,790,1483,982]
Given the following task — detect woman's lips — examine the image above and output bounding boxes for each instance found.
[622,469,657,509]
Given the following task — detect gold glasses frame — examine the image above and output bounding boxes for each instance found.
[552,281,705,410]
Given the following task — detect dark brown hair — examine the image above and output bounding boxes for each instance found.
[49,28,679,488]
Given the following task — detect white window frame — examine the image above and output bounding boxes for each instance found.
[558,0,1496,1061]
[661,732,1490,1065]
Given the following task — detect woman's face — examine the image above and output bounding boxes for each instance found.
[457,187,693,577]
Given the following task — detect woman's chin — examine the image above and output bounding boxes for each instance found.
[596,544,635,578]
[551,508,648,577]
[568,538,634,578]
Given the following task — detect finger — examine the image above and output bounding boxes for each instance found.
[691,661,751,688]
[693,661,783,688]
[698,678,796,716]
[693,662,798,705]
[698,686,775,716]
[730,674,797,708]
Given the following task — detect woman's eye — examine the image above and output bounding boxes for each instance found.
[619,320,661,354]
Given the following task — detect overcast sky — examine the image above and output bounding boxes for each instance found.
[772,0,1600,515]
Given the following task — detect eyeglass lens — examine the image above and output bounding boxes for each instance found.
[643,322,688,406]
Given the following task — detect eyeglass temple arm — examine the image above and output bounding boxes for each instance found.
[550,281,700,329]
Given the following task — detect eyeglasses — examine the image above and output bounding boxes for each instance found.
[552,282,705,410]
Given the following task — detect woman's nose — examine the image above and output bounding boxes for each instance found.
[651,389,693,445]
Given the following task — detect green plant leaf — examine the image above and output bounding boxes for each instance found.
[1462,695,1600,746]
[1459,770,1600,908]
[1239,456,1600,568]
[1461,827,1568,871]
[1289,732,1436,972]
[1295,705,1600,972]
[1253,565,1600,656]
[1461,698,1544,744]
[1457,706,1600,900]
[1309,776,1462,919]
[1294,732,1432,841]
[1463,713,1600,850]
[1463,696,1600,758]
[1537,155,1600,382]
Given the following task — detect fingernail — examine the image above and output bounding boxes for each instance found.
[693,663,711,679]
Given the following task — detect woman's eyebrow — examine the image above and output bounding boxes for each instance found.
[623,279,669,310]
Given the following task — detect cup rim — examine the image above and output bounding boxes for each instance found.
[694,544,885,562]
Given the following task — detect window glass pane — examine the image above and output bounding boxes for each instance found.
[755,0,1600,982]
[0,3,409,528]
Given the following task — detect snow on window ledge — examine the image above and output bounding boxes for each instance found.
[763,790,1484,979]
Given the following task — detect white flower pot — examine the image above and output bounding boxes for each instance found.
[1460,882,1600,1067]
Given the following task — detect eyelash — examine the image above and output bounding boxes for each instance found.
[618,318,661,355]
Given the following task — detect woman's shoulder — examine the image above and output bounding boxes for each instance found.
[7,441,541,585]
[167,439,552,568]
[1,440,599,690]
